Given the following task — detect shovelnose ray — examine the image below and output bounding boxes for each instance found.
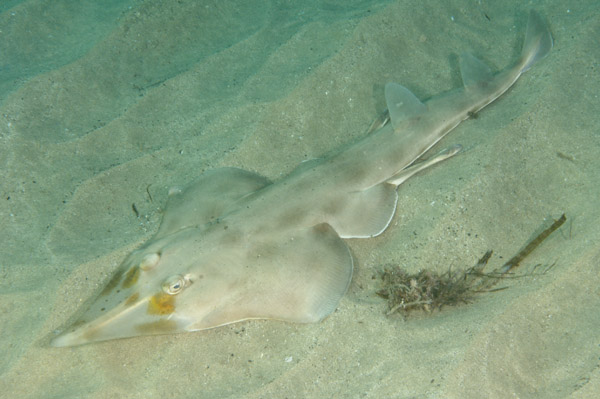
[51,11,552,347]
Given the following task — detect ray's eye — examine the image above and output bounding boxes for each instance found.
[162,274,186,295]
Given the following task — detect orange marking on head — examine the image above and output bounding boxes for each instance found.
[147,292,176,315]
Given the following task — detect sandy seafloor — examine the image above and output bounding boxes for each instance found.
[1,0,599,398]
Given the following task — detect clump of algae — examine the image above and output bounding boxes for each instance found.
[377,214,566,316]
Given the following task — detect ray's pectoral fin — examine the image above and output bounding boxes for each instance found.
[156,167,270,238]
[192,223,353,329]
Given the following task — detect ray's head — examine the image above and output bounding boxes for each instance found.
[50,234,222,347]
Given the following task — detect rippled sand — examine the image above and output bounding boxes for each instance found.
[1,1,599,398]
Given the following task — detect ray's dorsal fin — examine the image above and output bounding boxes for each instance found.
[460,52,492,89]
[384,82,427,131]
[156,168,270,238]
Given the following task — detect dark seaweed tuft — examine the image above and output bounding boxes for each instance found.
[377,214,565,316]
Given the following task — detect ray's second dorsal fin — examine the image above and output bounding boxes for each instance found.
[460,52,493,89]
[384,82,427,131]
